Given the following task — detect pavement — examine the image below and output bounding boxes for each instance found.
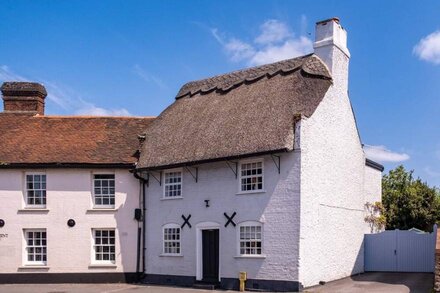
[305,272,433,293]
[0,273,434,293]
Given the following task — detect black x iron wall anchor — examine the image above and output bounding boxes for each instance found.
[224,212,237,227]
[181,214,192,229]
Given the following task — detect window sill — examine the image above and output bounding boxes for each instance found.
[236,190,266,195]
[86,208,118,213]
[88,264,117,268]
[160,197,183,201]
[159,254,183,257]
[18,265,49,270]
[17,208,49,214]
[234,255,267,259]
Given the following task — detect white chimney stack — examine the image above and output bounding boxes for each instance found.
[314,17,350,90]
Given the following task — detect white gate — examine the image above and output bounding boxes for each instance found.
[364,226,436,272]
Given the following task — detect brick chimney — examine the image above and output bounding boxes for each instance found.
[1,82,47,115]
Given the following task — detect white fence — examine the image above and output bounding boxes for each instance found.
[364,225,437,272]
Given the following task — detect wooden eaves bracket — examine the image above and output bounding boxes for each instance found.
[226,161,238,179]
[184,166,198,183]
[271,154,281,174]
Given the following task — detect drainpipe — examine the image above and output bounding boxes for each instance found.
[142,179,146,274]
[132,170,147,281]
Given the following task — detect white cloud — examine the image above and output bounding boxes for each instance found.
[75,103,131,116]
[250,37,312,65]
[211,18,313,66]
[413,30,440,65]
[133,64,167,89]
[224,38,256,62]
[255,19,291,45]
[363,145,410,163]
[0,65,132,116]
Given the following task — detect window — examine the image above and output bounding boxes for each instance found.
[163,225,181,255]
[164,170,182,198]
[239,160,264,192]
[239,223,262,255]
[25,174,46,207]
[92,229,116,263]
[24,229,47,265]
[93,174,115,207]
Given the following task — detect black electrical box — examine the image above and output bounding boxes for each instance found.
[134,208,142,221]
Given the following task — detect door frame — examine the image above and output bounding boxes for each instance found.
[196,221,221,281]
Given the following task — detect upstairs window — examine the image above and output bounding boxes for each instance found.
[164,170,182,198]
[239,160,264,192]
[93,174,115,208]
[24,229,47,265]
[25,174,46,207]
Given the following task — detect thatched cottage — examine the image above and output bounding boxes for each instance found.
[133,18,382,291]
[0,17,382,292]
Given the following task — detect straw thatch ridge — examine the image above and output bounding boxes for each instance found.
[138,54,332,170]
[176,54,331,99]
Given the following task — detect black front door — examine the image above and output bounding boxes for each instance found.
[202,229,219,282]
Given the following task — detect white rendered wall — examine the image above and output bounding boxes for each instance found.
[364,165,383,233]
[0,169,140,274]
[144,153,301,282]
[298,47,369,287]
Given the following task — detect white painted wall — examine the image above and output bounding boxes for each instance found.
[0,169,140,274]
[144,153,301,282]
[364,165,383,233]
[298,22,378,286]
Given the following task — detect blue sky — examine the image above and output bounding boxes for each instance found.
[1,1,440,185]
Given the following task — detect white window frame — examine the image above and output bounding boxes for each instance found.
[92,173,116,208]
[92,228,116,264]
[163,169,183,199]
[238,159,264,194]
[24,172,47,208]
[162,223,182,256]
[237,221,263,257]
[23,229,47,266]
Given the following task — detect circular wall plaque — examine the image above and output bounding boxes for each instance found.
[67,219,76,227]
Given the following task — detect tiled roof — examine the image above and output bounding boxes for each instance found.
[0,114,154,167]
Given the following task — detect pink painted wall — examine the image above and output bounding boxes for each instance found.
[0,169,140,274]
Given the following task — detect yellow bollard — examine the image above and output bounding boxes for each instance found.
[239,271,247,292]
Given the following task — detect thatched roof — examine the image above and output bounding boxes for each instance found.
[137,54,332,170]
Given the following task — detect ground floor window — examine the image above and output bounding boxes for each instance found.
[24,229,47,265]
[238,222,262,255]
[163,224,181,255]
[93,229,116,263]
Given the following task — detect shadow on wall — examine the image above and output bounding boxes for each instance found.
[350,238,364,276]
[113,178,142,283]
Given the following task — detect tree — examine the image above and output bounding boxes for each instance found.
[364,201,386,233]
[382,165,440,232]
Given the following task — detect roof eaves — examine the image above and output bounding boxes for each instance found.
[137,148,290,171]
[0,162,135,169]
